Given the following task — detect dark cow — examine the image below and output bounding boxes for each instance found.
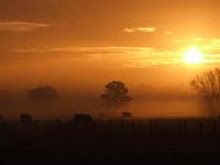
[0,115,6,134]
[19,114,33,129]
[99,113,105,117]
[122,112,132,118]
[72,114,95,128]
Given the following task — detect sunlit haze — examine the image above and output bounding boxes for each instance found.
[184,48,204,64]
[0,0,220,118]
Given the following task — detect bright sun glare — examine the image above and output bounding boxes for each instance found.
[184,48,204,64]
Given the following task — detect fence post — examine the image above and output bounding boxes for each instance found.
[154,120,158,136]
[183,120,187,136]
[199,121,204,137]
[131,121,135,136]
[150,120,153,135]
[212,120,216,137]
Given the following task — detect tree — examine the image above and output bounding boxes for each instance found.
[191,68,220,116]
[28,86,60,103]
[101,81,132,105]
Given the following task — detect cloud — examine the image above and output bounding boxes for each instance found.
[204,39,220,50]
[0,21,51,32]
[12,46,182,67]
[13,47,155,58]
[124,27,156,33]
[193,38,203,42]
[164,31,173,35]
[12,37,220,67]
[175,39,183,43]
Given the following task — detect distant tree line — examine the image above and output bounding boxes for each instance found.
[28,86,60,103]
[27,81,132,106]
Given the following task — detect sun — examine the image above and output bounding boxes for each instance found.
[184,48,204,64]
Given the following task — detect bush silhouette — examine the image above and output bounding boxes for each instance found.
[122,112,132,118]
[101,81,132,105]
[191,68,220,115]
[28,86,59,103]
[19,113,33,129]
[72,114,95,128]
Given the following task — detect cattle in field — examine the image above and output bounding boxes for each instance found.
[19,114,33,129]
[122,112,132,118]
[72,114,95,128]
[99,113,105,117]
[0,116,6,134]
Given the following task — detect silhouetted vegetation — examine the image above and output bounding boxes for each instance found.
[72,114,95,128]
[101,81,132,106]
[0,115,220,162]
[28,86,60,103]
[122,112,132,118]
[191,68,220,116]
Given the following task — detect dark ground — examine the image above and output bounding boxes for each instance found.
[1,118,220,164]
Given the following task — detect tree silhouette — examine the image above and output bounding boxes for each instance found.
[101,81,132,105]
[191,68,220,116]
[28,86,60,103]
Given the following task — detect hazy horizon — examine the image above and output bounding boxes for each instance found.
[1,0,220,119]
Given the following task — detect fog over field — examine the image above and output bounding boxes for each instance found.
[0,0,219,119]
[0,84,205,119]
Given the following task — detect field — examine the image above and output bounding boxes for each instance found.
[1,117,220,163]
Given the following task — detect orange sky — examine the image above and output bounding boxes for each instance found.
[0,0,220,93]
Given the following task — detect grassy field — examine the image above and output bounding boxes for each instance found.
[1,118,220,163]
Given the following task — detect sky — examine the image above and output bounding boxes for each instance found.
[1,0,220,93]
